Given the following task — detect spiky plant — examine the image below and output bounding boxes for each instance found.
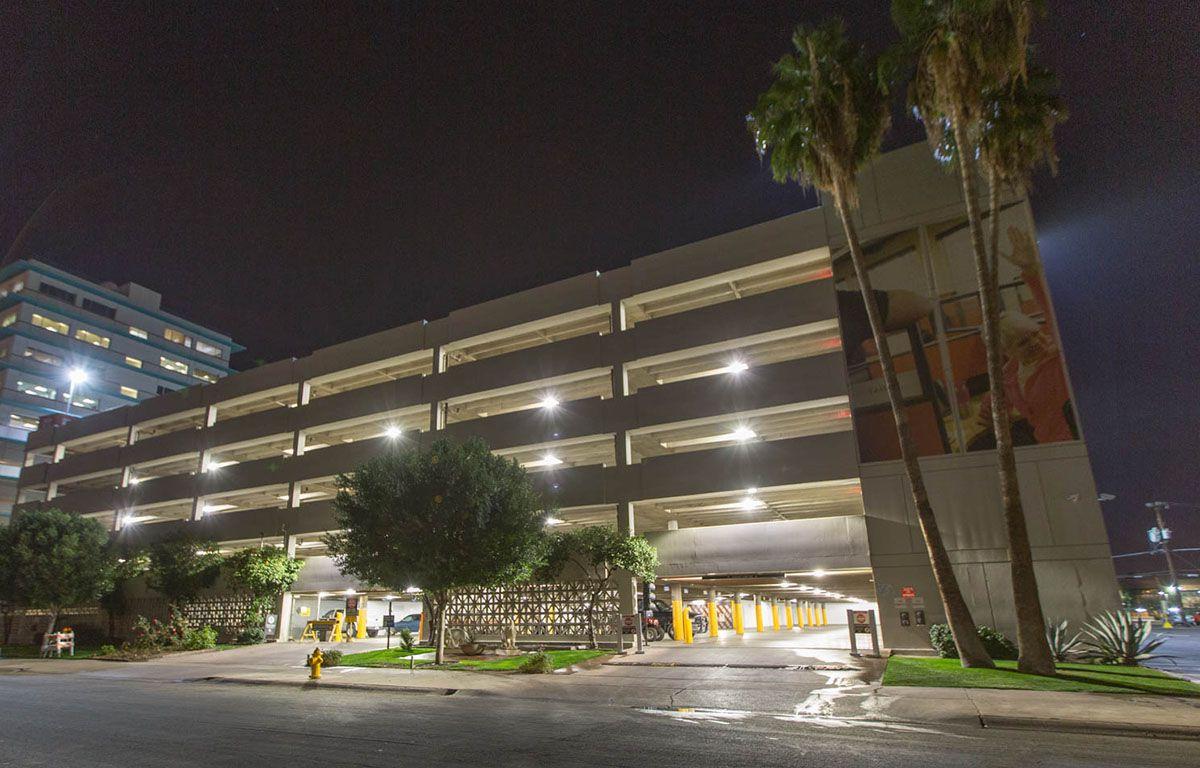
[748,17,993,668]
[1079,612,1171,666]
[1044,619,1081,663]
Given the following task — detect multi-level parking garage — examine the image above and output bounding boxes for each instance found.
[15,145,1121,651]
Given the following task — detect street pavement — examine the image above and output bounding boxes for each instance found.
[1147,625,1200,681]
[0,673,1187,768]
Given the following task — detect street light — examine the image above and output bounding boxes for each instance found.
[64,367,88,416]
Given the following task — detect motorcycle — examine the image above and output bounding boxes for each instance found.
[643,615,665,642]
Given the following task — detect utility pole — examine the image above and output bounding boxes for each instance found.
[1146,501,1184,616]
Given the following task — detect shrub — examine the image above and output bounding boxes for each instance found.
[181,625,218,651]
[928,624,1018,661]
[305,648,342,667]
[1045,619,1082,662]
[97,644,118,657]
[236,608,266,645]
[1079,611,1170,666]
[518,651,554,674]
[70,624,108,647]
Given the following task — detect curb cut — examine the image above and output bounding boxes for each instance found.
[195,675,459,696]
[980,715,1200,741]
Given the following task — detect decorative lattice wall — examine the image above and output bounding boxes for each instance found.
[445,582,618,639]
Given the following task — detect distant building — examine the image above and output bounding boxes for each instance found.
[0,260,242,520]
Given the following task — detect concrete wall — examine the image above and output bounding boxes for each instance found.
[863,442,1121,651]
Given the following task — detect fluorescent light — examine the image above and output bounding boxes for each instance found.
[67,367,89,386]
[127,477,141,486]
[343,588,356,595]
[544,516,564,526]
[522,454,563,469]
[122,514,158,525]
[275,491,327,502]
[404,586,421,594]
[731,426,756,442]
[724,360,749,374]
[383,426,402,439]
[660,426,757,450]
[202,503,237,513]
[746,487,758,494]
[295,541,323,549]
[539,395,560,410]
[739,496,763,511]
[204,459,239,471]
[811,569,826,578]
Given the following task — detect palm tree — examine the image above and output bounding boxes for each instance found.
[892,0,1057,674]
[748,19,994,668]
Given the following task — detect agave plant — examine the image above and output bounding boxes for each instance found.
[1044,619,1081,662]
[1079,611,1170,666]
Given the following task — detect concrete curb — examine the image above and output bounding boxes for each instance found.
[195,675,461,696]
[980,715,1200,741]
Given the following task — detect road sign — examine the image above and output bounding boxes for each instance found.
[383,614,395,628]
[847,609,880,658]
[900,586,916,599]
[622,614,638,634]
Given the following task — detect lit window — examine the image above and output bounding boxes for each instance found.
[67,394,98,410]
[195,339,222,357]
[16,380,56,400]
[164,328,193,347]
[160,356,188,374]
[120,385,139,399]
[128,326,148,339]
[8,412,38,431]
[22,347,63,367]
[0,312,16,328]
[74,328,111,348]
[125,356,142,368]
[31,314,69,335]
[192,368,217,384]
[0,280,24,298]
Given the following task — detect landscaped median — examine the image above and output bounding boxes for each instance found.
[337,647,611,672]
[883,655,1200,697]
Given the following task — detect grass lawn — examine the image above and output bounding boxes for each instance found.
[883,655,1200,697]
[1,644,103,659]
[339,647,609,671]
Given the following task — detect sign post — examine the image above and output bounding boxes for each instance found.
[847,609,881,658]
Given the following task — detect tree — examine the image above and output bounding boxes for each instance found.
[146,535,224,612]
[8,508,115,636]
[99,552,148,640]
[538,526,658,649]
[893,0,1056,674]
[224,545,305,642]
[748,18,994,667]
[326,438,549,663]
[0,523,20,644]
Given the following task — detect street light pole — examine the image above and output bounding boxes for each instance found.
[1147,501,1184,616]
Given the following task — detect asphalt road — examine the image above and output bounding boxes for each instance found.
[1150,626,1200,681]
[0,674,1185,767]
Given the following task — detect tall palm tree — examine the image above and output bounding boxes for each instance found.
[892,0,1056,674]
[748,19,994,668]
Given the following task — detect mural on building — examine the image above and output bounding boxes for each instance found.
[834,201,1080,462]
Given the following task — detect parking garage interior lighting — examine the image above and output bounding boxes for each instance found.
[660,426,757,449]
[204,459,239,471]
[122,514,158,525]
[202,503,238,513]
[522,454,563,469]
[724,360,749,374]
[383,425,402,438]
[544,516,564,526]
[738,496,763,511]
[538,395,560,410]
[67,367,89,386]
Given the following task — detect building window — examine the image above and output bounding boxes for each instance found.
[0,280,24,298]
[0,311,16,328]
[125,355,143,369]
[156,385,170,395]
[36,283,77,304]
[120,385,139,399]
[164,328,193,348]
[31,314,69,335]
[192,368,217,384]
[128,326,148,339]
[74,328,111,348]
[81,298,117,319]
[66,393,98,410]
[160,356,188,374]
[195,339,222,358]
[8,412,39,431]
[16,380,56,400]
[22,347,63,367]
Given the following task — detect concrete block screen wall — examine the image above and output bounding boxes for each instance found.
[13,144,1119,651]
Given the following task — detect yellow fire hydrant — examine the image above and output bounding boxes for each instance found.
[308,647,324,680]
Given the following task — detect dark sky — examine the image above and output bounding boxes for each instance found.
[2,2,1197,559]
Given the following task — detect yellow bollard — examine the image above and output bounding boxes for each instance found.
[683,609,694,644]
[754,599,764,633]
[785,602,794,630]
[331,611,345,643]
[707,600,719,638]
[356,606,368,640]
[733,597,744,635]
[671,597,684,642]
[806,603,814,627]
[820,604,828,626]
[772,601,780,631]
[308,647,324,680]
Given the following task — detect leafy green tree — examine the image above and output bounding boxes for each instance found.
[539,526,658,649]
[0,523,20,644]
[8,508,116,636]
[224,545,305,642]
[326,438,549,663]
[99,552,148,640]
[748,18,994,667]
[892,0,1056,674]
[146,535,224,612]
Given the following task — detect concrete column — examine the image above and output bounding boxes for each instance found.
[707,588,719,638]
[296,380,311,408]
[786,600,794,630]
[610,363,628,400]
[670,584,686,643]
[754,595,763,632]
[291,429,307,458]
[126,424,138,446]
[202,404,218,428]
[610,300,627,333]
[275,534,297,641]
[46,481,58,500]
[821,604,828,626]
[52,444,66,463]
[771,600,780,631]
[666,519,679,531]
[613,430,631,466]
[733,594,744,635]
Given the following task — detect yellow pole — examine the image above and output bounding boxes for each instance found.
[683,607,694,644]
[785,601,794,630]
[754,596,764,633]
[671,585,686,643]
[771,600,780,631]
[707,590,719,638]
[355,598,368,639]
[808,603,816,627]
[734,596,744,635]
[820,603,828,626]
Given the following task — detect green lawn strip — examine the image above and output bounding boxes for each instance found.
[1,644,102,659]
[883,656,1200,697]
[338,647,437,667]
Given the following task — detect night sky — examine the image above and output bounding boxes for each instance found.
[2,3,1196,560]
